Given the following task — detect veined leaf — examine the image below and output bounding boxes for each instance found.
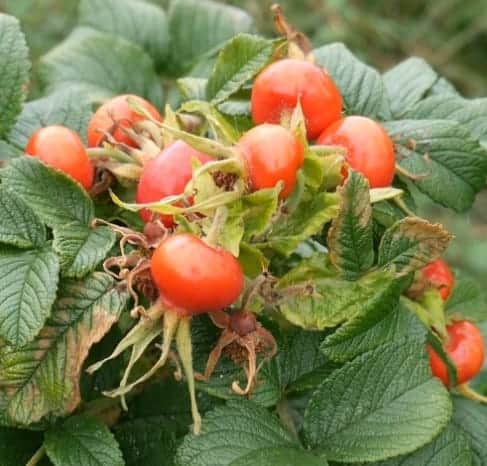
[45,415,124,466]
[385,119,487,212]
[328,171,374,280]
[256,192,339,256]
[322,300,426,363]
[53,223,116,278]
[453,397,487,466]
[167,0,254,76]
[176,400,314,466]
[207,34,276,103]
[7,90,92,149]
[378,217,452,276]
[39,28,163,106]
[1,157,94,227]
[314,42,389,119]
[0,14,30,138]
[0,186,46,248]
[304,338,452,462]
[0,245,59,347]
[383,57,438,117]
[79,0,169,69]
[0,272,128,426]
[279,265,399,331]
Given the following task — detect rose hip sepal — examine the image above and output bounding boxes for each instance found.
[87,94,162,148]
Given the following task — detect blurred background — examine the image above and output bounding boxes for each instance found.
[1,0,486,281]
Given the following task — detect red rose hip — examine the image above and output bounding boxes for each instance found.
[317,116,395,188]
[251,58,342,140]
[151,234,244,315]
[25,125,94,190]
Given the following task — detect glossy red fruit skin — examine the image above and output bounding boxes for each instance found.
[428,321,485,386]
[317,116,395,188]
[251,59,342,139]
[238,124,304,198]
[136,141,212,227]
[25,125,94,190]
[87,94,162,148]
[151,234,244,315]
[422,259,455,300]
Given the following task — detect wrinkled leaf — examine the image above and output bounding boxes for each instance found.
[385,119,487,212]
[0,14,30,138]
[0,273,128,426]
[53,223,116,278]
[304,338,452,462]
[0,245,59,347]
[378,217,452,276]
[328,171,374,280]
[45,415,124,466]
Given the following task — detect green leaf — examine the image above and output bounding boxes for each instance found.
[0,272,128,426]
[378,217,452,276]
[53,224,116,278]
[241,186,280,240]
[256,192,339,256]
[7,90,92,149]
[238,242,268,278]
[167,0,254,76]
[115,417,177,466]
[177,78,208,101]
[314,43,389,119]
[45,415,124,466]
[78,0,169,69]
[230,448,325,466]
[341,424,473,466]
[180,100,240,144]
[176,400,304,466]
[0,245,59,347]
[0,186,46,248]
[453,397,487,466]
[0,14,30,138]
[279,264,399,331]
[304,338,452,463]
[385,119,487,212]
[407,95,487,143]
[322,295,425,363]
[0,139,22,160]
[265,329,330,394]
[0,427,43,466]
[207,34,276,103]
[383,57,438,117]
[328,171,374,280]
[39,28,163,107]
[446,272,487,322]
[1,157,95,227]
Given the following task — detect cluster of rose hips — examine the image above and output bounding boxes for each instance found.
[24,51,485,427]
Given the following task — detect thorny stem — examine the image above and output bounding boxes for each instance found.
[25,446,45,466]
[176,317,202,435]
[456,383,487,404]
